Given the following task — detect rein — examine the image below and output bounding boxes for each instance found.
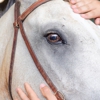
[9,0,65,100]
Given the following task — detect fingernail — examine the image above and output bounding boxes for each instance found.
[70,0,76,4]
[81,14,86,18]
[16,88,19,92]
[24,82,29,86]
[71,5,77,8]
[73,9,79,13]
[40,83,46,88]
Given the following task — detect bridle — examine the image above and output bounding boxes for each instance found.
[9,0,66,100]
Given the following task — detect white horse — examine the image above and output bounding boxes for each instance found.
[0,0,100,100]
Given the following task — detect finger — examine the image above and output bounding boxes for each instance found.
[40,84,57,100]
[73,0,100,14]
[95,18,100,25]
[70,0,80,4]
[71,2,85,9]
[16,88,29,100]
[24,83,40,100]
[71,0,92,9]
[14,99,19,100]
[80,9,100,19]
[73,2,95,14]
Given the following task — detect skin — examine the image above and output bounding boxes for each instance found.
[69,0,100,25]
[14,83,57,100]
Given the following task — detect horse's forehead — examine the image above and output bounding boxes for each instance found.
[27,0,83,24]
[28,1,73,22]
[28,0,100,37]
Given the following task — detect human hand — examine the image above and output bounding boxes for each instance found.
[69,0,100,25]
[14,83,57,100]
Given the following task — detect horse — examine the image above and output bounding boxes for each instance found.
[0,0,15,17]
[0,0,100,100]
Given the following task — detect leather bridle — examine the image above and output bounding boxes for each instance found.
[9,0,66,100]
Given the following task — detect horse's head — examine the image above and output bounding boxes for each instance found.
[0,0,100,100]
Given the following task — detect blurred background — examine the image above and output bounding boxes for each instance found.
[0,0,15,17]
[0,0,9,11]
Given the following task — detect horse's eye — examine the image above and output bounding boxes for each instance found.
[44,31,66,45]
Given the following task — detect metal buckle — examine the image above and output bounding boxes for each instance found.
[13,21,19,28]
[54,91,65,100]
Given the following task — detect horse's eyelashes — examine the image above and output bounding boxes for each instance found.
[44,31,66,45]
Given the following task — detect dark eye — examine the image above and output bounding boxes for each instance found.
[44,31,67,45]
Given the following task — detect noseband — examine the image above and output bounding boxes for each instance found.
[9,0,66,100]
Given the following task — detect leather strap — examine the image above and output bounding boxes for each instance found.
[19,0,52,21]
[18,18,64,100]
[9,1,20,99]
[9,0,65,100]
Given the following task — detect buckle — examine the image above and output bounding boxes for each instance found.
[13,21,19,28]
[54,91,65,100]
